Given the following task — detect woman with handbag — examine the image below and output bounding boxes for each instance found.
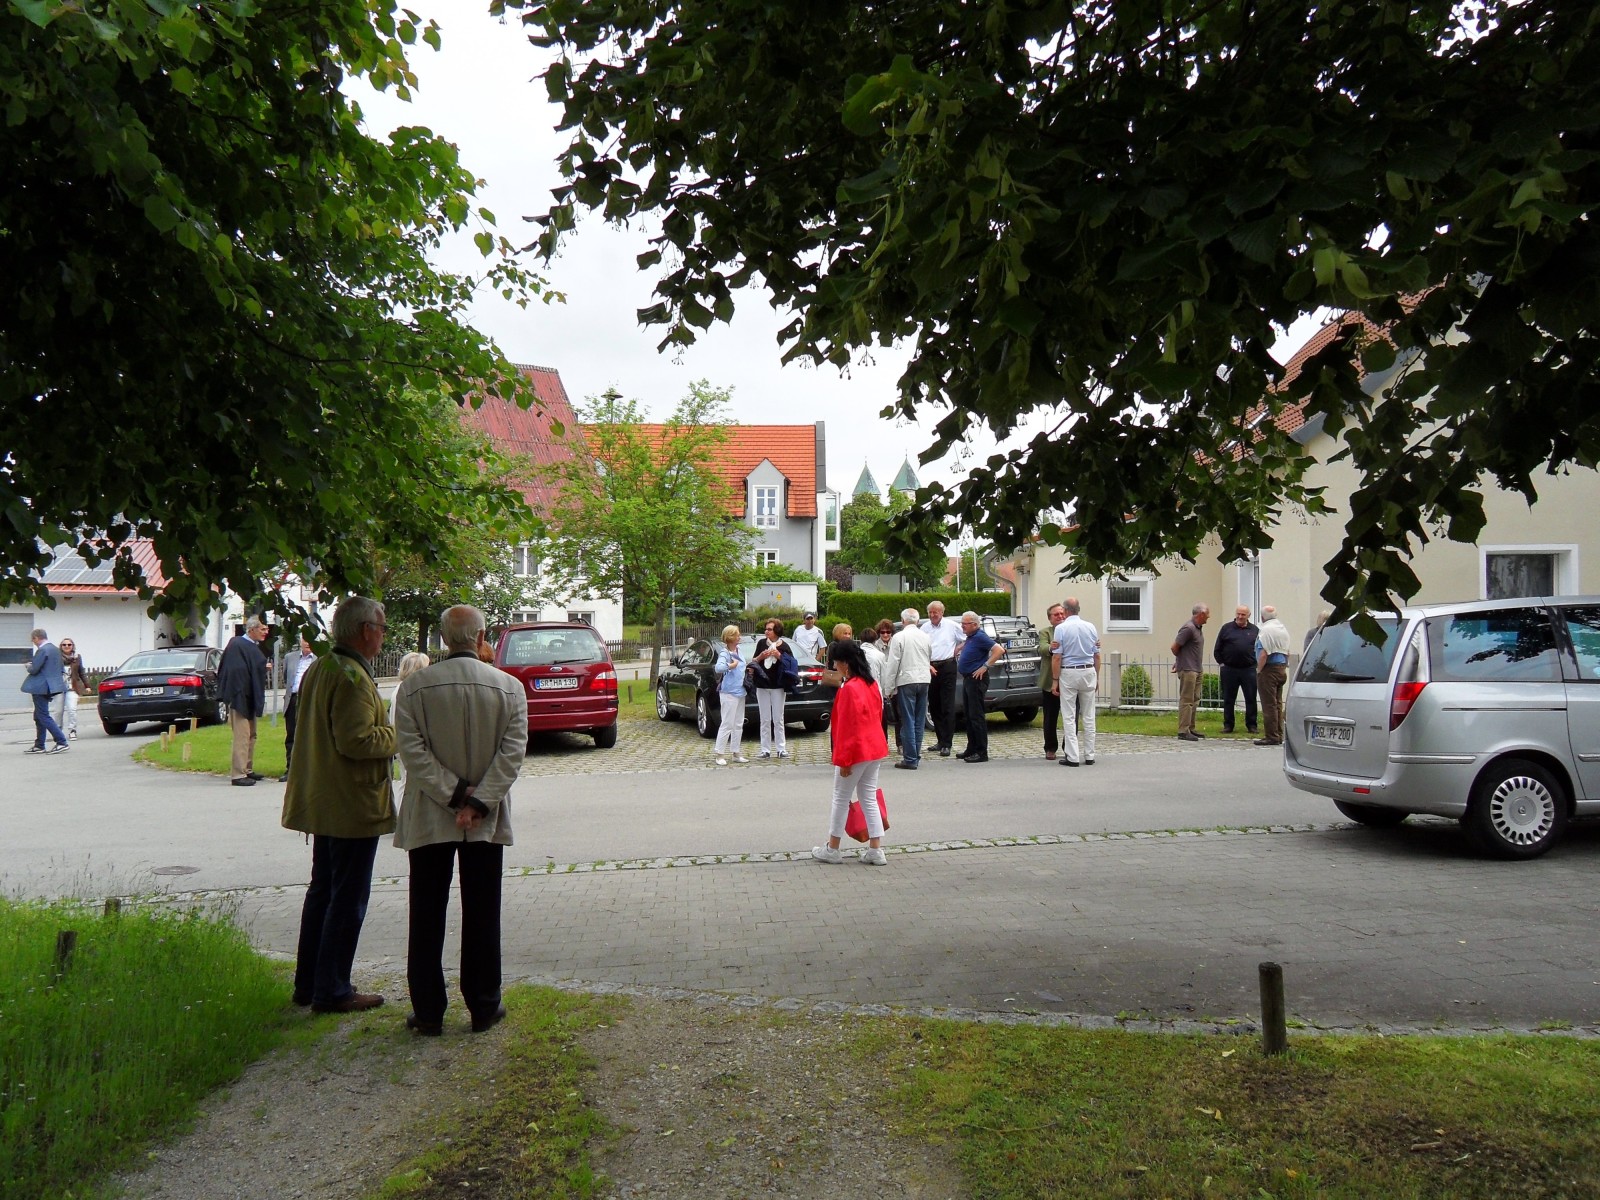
[750,618,790,759]
[812,639,890,866]
[57,638,90,739]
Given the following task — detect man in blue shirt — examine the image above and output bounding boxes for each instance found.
[1050,597,1102,766]
[955,611,1005,762]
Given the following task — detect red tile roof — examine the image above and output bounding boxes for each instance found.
[1256,310,1391,438]
[608,424,819,518]
[47,539,169,594]
[456,364,586,513]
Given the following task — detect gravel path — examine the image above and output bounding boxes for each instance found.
[109,988,966,1199]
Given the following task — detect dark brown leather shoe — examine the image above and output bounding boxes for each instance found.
[470,1004,507,1033]
[406,1013,443,1036]
[312,992,384,1014]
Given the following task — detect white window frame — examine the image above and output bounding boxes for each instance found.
[509,609,541,625]
[1102,574,1154,632]
[754,549,780,568]
[566,610,595,626]
[1479,544,1579,599]
[510,543,538,578]
[752,485,780,529]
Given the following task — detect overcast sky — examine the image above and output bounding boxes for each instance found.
[358,1,1321,527]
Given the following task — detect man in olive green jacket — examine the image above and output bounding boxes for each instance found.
[282,596,396,1014]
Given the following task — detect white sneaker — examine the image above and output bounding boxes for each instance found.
[859,847,888,866]
[811,845,844,864]
[733,755,749,764]
[776,749,790,758]
[714,756,728,767]
[758,751,771,759]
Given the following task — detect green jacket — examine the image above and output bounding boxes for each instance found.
[281,647,397,839]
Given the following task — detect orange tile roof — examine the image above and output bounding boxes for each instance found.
[604,424,819,518]
[46,539,169,594]
[456,364,587,513]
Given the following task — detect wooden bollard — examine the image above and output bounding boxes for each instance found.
[627,683,633,704]
[104,897,121,917]
[189,716,198,733]
[55,929,78,976]
[1259,961,1287,1055]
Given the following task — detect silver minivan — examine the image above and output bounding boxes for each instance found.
[1284,596,1600,859]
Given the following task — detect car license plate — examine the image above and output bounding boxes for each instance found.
[1309,721,1353,747]
[534,677,579,691]
[131,686,163,696]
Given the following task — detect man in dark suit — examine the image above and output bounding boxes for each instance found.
[22,629,69,754]
[218,617,270,786]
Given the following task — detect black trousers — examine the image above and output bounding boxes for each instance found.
[1219,665,1258,731]
[960,671,990,756]
[282,692,299,768]
[407,840,504,1025]
[929,659,958,749]
[1042,685,1061,754]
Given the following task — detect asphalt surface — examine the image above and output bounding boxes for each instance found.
[6,703,1599,1033]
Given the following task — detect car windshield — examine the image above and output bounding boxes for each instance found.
[501,628,606,667]
[119,651,207,673]
[1297,618,1403,683]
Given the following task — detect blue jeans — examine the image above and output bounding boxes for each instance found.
[32,693,67,749]
[293,834,380,1007]
[896,683,929,764]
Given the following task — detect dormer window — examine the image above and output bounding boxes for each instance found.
[753,485,779,528]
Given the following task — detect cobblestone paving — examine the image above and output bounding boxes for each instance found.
[520,712,1241,776]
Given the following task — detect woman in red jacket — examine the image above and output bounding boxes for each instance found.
[812,639,890,867]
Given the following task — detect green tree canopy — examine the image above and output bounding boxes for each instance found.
[834,490,949,589]
[514,0,1600,622]
[2,0,543,624]
[540,383,756,681]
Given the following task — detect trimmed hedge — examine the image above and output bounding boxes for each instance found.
[827,591,1011,631]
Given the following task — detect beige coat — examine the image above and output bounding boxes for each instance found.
[392,652,527,852]
[281,648,397,839]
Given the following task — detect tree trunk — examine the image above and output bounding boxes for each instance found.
[649,606,666,686]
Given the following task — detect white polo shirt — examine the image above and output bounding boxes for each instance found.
[1052,615,1100,667]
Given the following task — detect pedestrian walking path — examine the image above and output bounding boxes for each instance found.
[204,819,1600,1036]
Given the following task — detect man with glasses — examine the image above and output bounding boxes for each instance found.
[282,597,397,1015]
[1039,603,1067,759]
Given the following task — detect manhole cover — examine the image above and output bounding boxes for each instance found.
[151,865,200,876]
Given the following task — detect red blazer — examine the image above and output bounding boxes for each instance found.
[831,675,890,768]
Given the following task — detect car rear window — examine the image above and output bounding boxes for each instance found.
[1297,617,1404,683]
[120,651,207,672]
[1427,607,1560,683]
[501,628,606,667]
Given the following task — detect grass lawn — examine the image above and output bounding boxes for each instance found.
[136,718,288,777]
[0,898,291,1198]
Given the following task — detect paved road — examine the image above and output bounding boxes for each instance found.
[6,706,1598,1032]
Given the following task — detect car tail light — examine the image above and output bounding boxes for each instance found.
[167,675,204,688]
[1390,681,1426,730]
[591,667,617,692]
[99,679,125,693]
[799,666,822,681]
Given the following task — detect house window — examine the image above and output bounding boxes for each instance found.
[1481,545,1577,600]
[821,491,840,545]
[510,609,540,625]
[1104,576,1153,631]
[566,610,594,626]
[754,549,780,568]
[753,485,779,529]
[510,544,538,578]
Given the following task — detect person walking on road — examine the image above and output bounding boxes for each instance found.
[881,607,932,769]
[55,638,90,740]
[712,625,748,766]
[393,605,527,1036]
[750,618,792,758]
[22,629,69,754]
[282,595,396,1015]
[1255,606,1293,748]
[921,601,965,757]
[812,639,890,866]
[1039,603,1067,759]
[956,611,1005,762]
[218,616,270,786]
[1172,604,1210,741]
[1213,606,1260,735]
[1051,597,1101,767]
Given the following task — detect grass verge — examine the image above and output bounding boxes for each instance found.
[372,988,617,1198]
[0,898,289,1200]
[135,720,286,776]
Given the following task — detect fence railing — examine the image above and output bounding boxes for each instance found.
[1096,652,1300,710]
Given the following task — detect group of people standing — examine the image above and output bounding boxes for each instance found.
[21,628,90,753]
[1170,603,1295,745]
[277,596,525,1036]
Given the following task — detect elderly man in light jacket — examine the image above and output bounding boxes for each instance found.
[393,605,527,1036]
[881,607,933,770]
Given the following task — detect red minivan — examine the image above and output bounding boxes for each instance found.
[494,621,619,748]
